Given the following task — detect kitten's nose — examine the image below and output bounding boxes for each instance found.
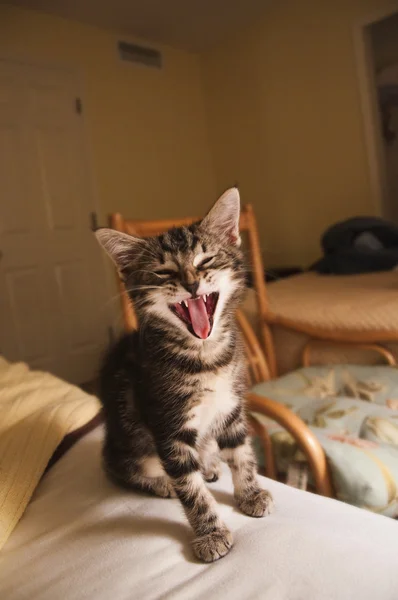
[182,281,199,297]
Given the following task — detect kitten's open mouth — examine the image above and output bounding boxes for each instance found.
[170,292,219,340]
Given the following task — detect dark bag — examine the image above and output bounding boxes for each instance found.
[311,216,398,275]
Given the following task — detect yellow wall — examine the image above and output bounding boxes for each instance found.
[202,0,398,266]
[0,4,216,223]
[3,2,398,269]
[371,12,398,70]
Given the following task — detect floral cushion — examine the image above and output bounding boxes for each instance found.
[250,365,398,517]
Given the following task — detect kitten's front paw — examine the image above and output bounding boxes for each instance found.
[192,527,233,562]
[152,478,177,498]
[203,466,222,483]
[238,489,274,518]
[162,482,178,499]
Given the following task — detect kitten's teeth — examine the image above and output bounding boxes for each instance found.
[183,300,188,307]
[203,294,207,302]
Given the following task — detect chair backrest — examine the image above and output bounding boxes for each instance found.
[109,204,276,381]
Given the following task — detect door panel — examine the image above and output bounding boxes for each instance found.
[0,125,32,234]
[55,260,96,350]
[0,61,111,383]
[5,267,50,363]
[36,125,77,231]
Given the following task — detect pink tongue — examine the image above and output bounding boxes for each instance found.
[187,297,210,339]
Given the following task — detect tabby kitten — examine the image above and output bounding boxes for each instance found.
[95,188,274,563]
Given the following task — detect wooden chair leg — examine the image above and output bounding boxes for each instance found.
[248,414,277,480]
[248,393,334,497]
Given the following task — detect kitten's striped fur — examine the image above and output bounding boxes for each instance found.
[95,189,274,562]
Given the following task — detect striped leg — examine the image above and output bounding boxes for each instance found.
[157,432,232,563]
[219,419,274,517]
[102,433,176,498]
[199,436,222,483]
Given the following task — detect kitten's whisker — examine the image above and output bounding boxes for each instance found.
[134,269,168,279]
[127,285,159,291]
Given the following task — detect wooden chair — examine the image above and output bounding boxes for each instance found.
[109,206,334,498]
[264,272,398,347]
[249,263,398,376]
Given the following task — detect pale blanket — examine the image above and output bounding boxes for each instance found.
[2,427,398,600]
[0,356,100,549]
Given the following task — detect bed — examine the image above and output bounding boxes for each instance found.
[2,424,398,600]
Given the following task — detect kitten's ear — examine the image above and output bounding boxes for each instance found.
[94,228,144,273]
[201,187,241,246]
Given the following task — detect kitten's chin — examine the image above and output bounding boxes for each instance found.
[169,292,219,340]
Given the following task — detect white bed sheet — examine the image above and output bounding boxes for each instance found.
[1,426,398,600]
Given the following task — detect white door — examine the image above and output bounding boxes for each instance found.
[0,61,111,384]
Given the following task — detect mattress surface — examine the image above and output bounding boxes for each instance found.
[1,427,398,600]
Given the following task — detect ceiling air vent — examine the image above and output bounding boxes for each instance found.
[118,41,162,69]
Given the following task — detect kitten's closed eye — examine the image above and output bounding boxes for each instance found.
[155,268,177,278]
[197,256,215,270]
